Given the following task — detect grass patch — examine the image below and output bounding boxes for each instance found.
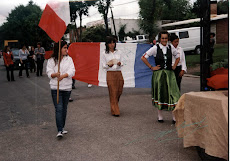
[213,44,228,63]
[185,43,228,68]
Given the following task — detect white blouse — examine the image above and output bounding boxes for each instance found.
[143,43,180,59]
[46,55,75,90]
[101,50,123,71]
[171,45,187,73]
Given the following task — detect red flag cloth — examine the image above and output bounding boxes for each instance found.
[39,4,66,43]
[44,50,53,59]
[38,0,70,42]
[68,42,101,86]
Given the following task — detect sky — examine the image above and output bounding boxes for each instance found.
[0,0,197,26]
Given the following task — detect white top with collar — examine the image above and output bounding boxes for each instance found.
[143,43,179,59]
[46,55,75,91]
[101,50,123,71]
[171,44,187,73]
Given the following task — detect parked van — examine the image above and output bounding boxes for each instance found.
[123,35,149,43]
[156,27,201,54]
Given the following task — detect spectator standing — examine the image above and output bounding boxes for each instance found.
[28,46,36,73]
[35,42,45,76]
[3,46,15,81]
[209,33,216,64]
[19,45,30,78]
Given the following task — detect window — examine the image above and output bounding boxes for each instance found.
[138,35,144,40]
[179,31,189,39]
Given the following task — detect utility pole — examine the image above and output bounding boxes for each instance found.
[200,0,211,91]
[110,6,117,37]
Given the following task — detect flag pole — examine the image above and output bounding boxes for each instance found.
[57,40,61,103]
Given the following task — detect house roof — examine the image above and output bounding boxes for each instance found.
[161,14,228,27]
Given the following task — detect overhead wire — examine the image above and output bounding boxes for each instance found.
[81,0,139,20]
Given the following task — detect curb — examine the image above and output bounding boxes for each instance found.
[184,74,200,78]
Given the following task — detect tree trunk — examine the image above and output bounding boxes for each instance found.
[75,23,80,42]
[105,0,110,36]
[80,11,82,42]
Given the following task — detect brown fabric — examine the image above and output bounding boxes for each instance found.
[173,91,228,160]
[107,71,124,115]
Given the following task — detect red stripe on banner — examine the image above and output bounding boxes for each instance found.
[44,50,53,59]
[68,42,100,86]
[38,4,67,43]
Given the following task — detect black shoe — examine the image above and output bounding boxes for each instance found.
[113,114,120,117]
[69,98,73,102]
[172,120,176,124]
[72,86,76,89]
[11,79,15,81]
[158,120,164,123]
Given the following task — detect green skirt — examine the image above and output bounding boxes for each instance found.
[151,69,180,111]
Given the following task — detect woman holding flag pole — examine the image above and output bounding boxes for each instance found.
[46,40,75,138]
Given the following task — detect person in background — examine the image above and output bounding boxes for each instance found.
[19,44,30,78]
[170,34,187,90]
[141,31,180,124]
[3,46,15,81]
[102,36,124,117]
[209,33,216,64]
[46,40,75,138]
[28,46,36,73]
[35,42,45,76]
[69,79,75,102]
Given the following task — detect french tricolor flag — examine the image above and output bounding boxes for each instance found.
[68,43,156,88]
[39,0,70,43]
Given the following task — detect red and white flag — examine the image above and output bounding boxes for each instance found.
[39,0,70,42]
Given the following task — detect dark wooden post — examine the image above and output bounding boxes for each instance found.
[200,0,211,91]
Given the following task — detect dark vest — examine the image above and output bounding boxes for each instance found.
[155,44,172,70]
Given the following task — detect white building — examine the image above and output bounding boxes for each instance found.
[86,18,145,36]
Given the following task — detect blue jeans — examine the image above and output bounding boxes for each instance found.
[51,90,71,132]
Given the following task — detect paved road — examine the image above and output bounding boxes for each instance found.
[0,58,201,161]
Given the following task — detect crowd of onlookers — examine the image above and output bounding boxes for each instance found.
[2,42,45,81]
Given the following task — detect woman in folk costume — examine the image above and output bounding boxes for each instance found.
[102,36,124,117]
[170,34,187,91]
[141,31,180,124]
[46,40,75,138]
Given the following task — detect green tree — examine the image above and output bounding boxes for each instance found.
[0,1,52,49]
[138,0,158,39]
[191,0,201,18]
[96,0,114,36]
[139,0,196,39]
[217,0,229,14]
[69,0,96,42]
[160,0,196,20]
[82,25,108,42]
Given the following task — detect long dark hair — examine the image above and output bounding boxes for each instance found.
[105,36,116,54]
[3,46,9,53]
[52,40,67,63]
[157,31,169,42]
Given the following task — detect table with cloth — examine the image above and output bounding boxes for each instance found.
[173,91,228,160]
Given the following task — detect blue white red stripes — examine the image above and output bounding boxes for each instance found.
[68,43,155,88]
